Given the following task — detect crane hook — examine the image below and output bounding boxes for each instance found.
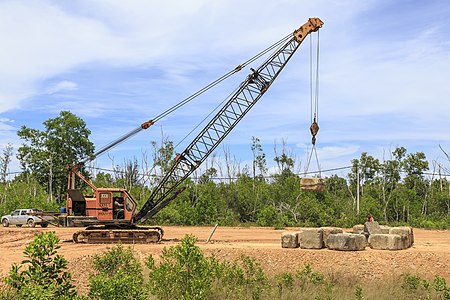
[310,117,319,145]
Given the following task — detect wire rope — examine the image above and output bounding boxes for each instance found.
[304,31,321,176]
[173,33,294,151]
[82,33,294,164]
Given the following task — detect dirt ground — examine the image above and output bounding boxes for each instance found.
[0,226,449,292]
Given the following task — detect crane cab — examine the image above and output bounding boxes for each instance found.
[65,188,137,226]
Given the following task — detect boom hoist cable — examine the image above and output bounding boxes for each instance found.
[76,34,293,167]
[135,18,324,223]
[69,33,295,186]
[301,30,324,191]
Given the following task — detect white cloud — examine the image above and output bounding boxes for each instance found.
[0,118,15,132]
[0,0,371,113]
[46,80,78,94]
[1,0,450,174]
[316,145,360,160]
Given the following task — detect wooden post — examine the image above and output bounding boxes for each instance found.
[206,224,219,243]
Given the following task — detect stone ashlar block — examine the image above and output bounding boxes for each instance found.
[326,233,366,251]
[364,221,381,235]
[368,234,406,250]
[299,228,323,249]
[353,224,364,234]
[379,225,391,234]
[281,232,299,248]
[389,227,414,248]
[320,227,343,247]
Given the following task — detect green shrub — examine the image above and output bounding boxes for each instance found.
[0,286,18,300]
[146,234,212,300]
[3,232,78,299]
[277,272,294,295]
[88,243,146,300]
[402,273,420,290]
[400,273,450,299]
[256,205,278,227]
[355,286,364,300]
[432,275,450,299]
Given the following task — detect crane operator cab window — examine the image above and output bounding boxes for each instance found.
[125,198,134,212]
[113,196,124,219]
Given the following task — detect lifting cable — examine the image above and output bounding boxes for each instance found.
[153,33,293,123]
[304,31,321,177]
[82,33,293,164]
[174,33,295,150]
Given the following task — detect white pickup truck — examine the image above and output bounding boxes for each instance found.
[1,209,55,228]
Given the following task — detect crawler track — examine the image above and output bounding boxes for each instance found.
[72,226,164,244]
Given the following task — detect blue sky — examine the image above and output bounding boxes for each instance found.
[1,0,450,179]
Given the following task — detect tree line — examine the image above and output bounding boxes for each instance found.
[0,111,449,228]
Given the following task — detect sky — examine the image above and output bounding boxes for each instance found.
[1,0,450,180]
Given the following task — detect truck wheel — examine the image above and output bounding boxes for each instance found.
[27,219,36,228]
[40,223,48,228]
[2,219,9,227]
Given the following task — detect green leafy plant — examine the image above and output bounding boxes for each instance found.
[355,286,364,300]
[3,232,78,299]
[277,272,294,295]
[402,273,422,290]
[146,234,213,300]
[88,243,146,300]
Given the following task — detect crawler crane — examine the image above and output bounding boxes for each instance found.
[65,17,324,243]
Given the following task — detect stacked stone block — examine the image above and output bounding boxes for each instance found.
[389,227,414,248]
[299,228,323,249]
[326,233,366,251]
[352,224,364,234]
[364,221,381,235]
[320,227,343,247]
[379,225,391,234]
[281,232,299,248]
[368,234,404,250]
[280,224,414,251]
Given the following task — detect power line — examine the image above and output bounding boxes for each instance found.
[5,164,450,180]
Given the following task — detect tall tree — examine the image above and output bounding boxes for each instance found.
[0,143,13,183]
[378,147,405,222]
[251,136,267,180]
[350,152,380,197]
[17,111,94,202]
[150,135,175,177]
[273,139,295,181]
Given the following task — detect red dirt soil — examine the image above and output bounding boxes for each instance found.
[0,226,449,292]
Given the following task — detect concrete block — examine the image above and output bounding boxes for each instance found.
[389,227,414,248]
[281,232,299,248]
[353,224,364,234]
[380,225,391,234]
[326,233,366,251]
[368,234,406,250]
[320,227,343,247]
[364,221,381,235]
[299,228,323,249]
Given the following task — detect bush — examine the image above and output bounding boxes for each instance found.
[88,243,146,300]
[147,234,272,300]
[401,273,450,299]
[3,232,78,299]
[146,234,212,300]
[256,205,278,227]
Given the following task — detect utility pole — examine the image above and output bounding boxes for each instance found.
[356,165,360,215]
[49,154,53,202]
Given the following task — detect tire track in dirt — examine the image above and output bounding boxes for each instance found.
[1,226,449,295]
